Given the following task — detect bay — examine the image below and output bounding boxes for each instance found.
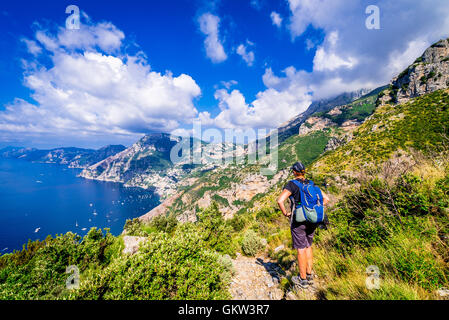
[0,158,160,253]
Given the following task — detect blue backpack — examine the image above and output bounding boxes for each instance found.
[290,179,326,224]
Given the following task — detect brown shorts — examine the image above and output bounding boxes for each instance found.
[291,221,316,249]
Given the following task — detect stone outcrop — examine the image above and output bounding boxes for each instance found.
[392,38,449,103]
[340,120,361,132]
[122,236,147,255]
[325,135,352,152]
[276,89,371,142]
[298,117,336,136]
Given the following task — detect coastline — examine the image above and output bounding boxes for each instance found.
[0,158,161,253]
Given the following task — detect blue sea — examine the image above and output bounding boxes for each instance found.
[0,158,160,253]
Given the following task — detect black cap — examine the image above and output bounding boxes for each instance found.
[291,162,305,172]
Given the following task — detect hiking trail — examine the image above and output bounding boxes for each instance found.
[229,253,323,300]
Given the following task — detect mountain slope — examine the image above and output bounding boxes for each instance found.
[310,39,449,179]
[312,89,449,178]
[392,38,449,103]
[154,86,386,221]
[80,133,245,197]
[276,88,374,143]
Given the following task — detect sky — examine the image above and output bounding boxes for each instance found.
[1,0,449,149]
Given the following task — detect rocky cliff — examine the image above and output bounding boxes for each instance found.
[80,133,245,197]
[392,38,449,103]
[276,89,371,143]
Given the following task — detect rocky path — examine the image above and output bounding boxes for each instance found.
[229,253,323,300]
[230,254,284,300]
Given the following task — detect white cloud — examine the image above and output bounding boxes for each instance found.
[386,39,430,74]
[34,22,125,54]
[270,12,283,28]
[170,127,192,137]
[313,31,358,71]
[197,111,215,126]
[305,38,317,50]
[236,43,255,66]
[220,80,238,89]
[201,67,313,130]
[287,0,449,85]
[21,39,42,56]
[0,19,201,145]
[202,0,449,130]
[198,13,227,63]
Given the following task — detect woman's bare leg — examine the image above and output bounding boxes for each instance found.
[297,248,308,279]
[305,246,313,275]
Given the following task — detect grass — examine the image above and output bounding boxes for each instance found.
[278,130,331,171]
[313,89,449,176]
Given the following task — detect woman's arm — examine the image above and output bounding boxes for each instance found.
[322,191,330,206]
[277,189,292,217]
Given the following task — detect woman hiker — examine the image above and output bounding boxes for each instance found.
[277,162,329,289]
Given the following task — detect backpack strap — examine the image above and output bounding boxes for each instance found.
[316,187,324,206]
[307,181,324,206]
[290,180,306,209]
[289,195,299,209]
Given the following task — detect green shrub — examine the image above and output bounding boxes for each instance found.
[256,206,278,222]
[123,218,146,236]
[149,215,178,234]
[212,194,230,206]
[217,254,235,283]
[241,230,264,256]
[228,214,246,232]
[0,229,114,300]
[197,203,236,256]
[71,229,231,300]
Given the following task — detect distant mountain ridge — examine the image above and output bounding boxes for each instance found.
[79,133,245,197]
[0,145,126,169]
[276,88,374,143]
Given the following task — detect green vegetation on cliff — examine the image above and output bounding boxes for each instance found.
[313,89,449,176]
[0,212,234,300]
